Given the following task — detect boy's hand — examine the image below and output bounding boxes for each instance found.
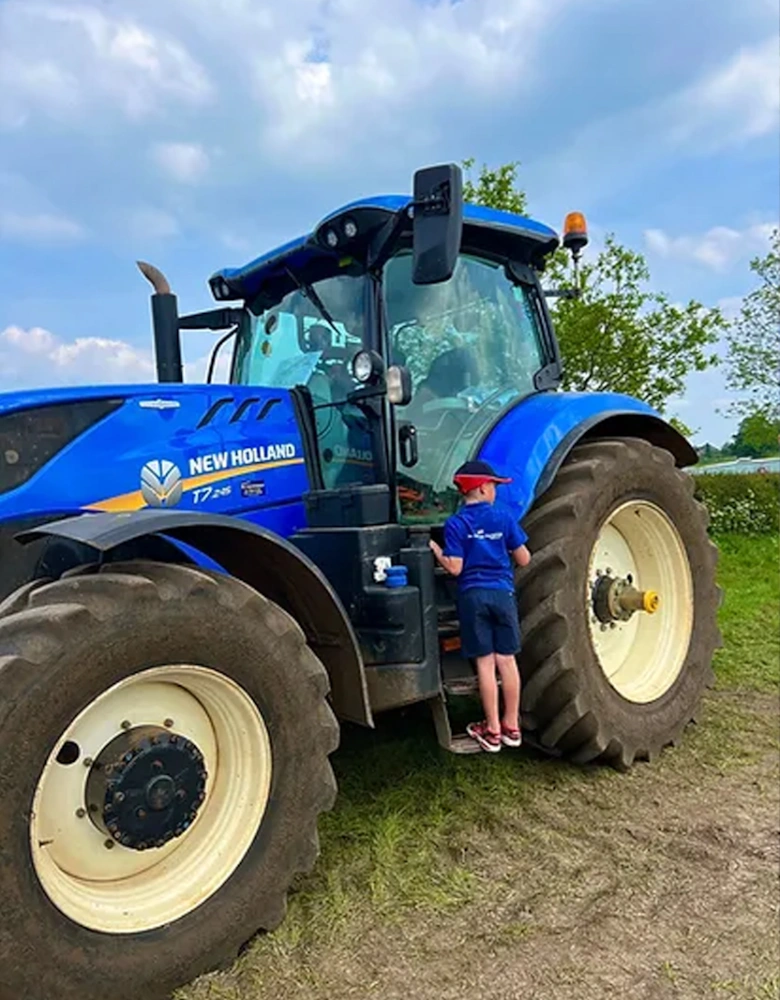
[512,544,531,568]
[429,539,463,577]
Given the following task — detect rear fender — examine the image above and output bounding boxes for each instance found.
[17,510,373,727]
[478,391,697,518]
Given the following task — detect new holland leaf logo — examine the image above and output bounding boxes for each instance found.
[140,460,183,508]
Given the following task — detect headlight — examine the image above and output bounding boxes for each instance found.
[324,228,339,248]
[351,350,384,385]
[342,217,358,239]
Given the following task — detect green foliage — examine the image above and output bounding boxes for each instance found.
[462,158,528,215]
[722,409,780,458]
[461,157,722,410]
[669,416,696,439]
[694,472,779,535]
[725,228,780,419]
[712,533,780,692]
[546,237,723,408]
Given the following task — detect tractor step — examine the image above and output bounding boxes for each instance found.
[428,693,482,754]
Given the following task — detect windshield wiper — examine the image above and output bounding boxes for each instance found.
[284,267,342,341]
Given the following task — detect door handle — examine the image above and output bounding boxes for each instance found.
[398,422,419,468]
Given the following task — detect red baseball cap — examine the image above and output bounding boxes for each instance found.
[453,460,512,494]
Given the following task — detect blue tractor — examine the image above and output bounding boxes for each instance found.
[0,165,719,1000]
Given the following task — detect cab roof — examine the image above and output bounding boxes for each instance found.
[209,195,560,305]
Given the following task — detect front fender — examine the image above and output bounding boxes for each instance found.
[478,391,696,519]
[17,509,373,728]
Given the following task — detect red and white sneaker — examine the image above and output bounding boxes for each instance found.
[500,723,522,748]
[466,721,502,753]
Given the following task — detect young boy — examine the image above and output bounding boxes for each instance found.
[429,460,531,753]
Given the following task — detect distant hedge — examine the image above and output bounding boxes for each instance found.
[693,471,779,535]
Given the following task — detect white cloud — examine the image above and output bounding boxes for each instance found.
[247,0,564,161]
[0,325,155,389]
[0,2,213,127]
[644,221,775,271]
[128,207,180,241]
[669,37,780,148]
[536,36,780,206]
[716,295,745,322]
[0,210,86,244]
[152,141,210,183]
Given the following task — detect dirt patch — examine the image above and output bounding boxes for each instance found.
[181,692,780,1000]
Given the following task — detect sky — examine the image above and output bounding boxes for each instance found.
[0,0,778,447]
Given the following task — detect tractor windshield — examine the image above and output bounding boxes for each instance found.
[384,251,547,522]
[233,272,378,490]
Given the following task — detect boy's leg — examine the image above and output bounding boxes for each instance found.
[492,591,523,746]
[495,654,521,731]
[459,590,502,751]
[475,654,501,734]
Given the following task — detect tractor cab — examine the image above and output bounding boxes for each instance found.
[210,165,569,526]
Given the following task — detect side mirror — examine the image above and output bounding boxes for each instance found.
[387,365,412,406]
[412,163,463,286]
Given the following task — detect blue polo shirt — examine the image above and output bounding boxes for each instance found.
[443,501,527,593]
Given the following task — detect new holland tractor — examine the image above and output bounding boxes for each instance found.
[0,164,719,1000]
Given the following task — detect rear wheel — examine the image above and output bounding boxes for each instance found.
[0,560,339,1000]
[516,437,720,769]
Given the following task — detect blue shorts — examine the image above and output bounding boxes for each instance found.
[458,588,521,659]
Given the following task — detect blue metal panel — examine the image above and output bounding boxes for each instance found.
[0,384,312,537]
[477,391,658,520]
[210,196,560,302]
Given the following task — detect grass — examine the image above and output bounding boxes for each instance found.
[712,534,779,692]
[179,534,780,999]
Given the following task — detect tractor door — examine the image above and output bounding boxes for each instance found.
[384,250,548,525]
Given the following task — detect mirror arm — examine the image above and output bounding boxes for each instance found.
[368,204,413,273]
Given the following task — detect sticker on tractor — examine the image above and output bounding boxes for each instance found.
[240,480,266,498]
[140,460,183,507]
[188,443,296,477]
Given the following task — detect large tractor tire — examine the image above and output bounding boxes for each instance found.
[0,560,339,1000]
[516,437,720,770]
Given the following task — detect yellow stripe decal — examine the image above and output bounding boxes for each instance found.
[85,457,305,513]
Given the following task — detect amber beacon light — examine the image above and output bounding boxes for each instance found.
[562,211,589,258]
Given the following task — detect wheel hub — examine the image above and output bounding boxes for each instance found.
[592,572,660,624]
[86,726,207,851]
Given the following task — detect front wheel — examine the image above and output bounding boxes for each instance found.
[0,560,339,1000]
[516,437,721,769]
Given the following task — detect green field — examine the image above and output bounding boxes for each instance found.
[181,534,780,1000]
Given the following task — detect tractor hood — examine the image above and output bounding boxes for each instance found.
[0,383,312,532]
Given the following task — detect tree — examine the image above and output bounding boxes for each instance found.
[724,229,780,419]
[723,410,780,458]
[462,160,723,413]
[546,239,722,409]
[462,158,528,215]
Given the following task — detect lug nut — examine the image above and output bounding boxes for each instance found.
[164,718,174,728]
[600,624,608,632]
[75,807,86,818]
[89,803,99,814]
[120,720,131,730]
[137,808,147,820]
[104,840,115,850]
[83,758,93,768]
[113,791,125,804]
